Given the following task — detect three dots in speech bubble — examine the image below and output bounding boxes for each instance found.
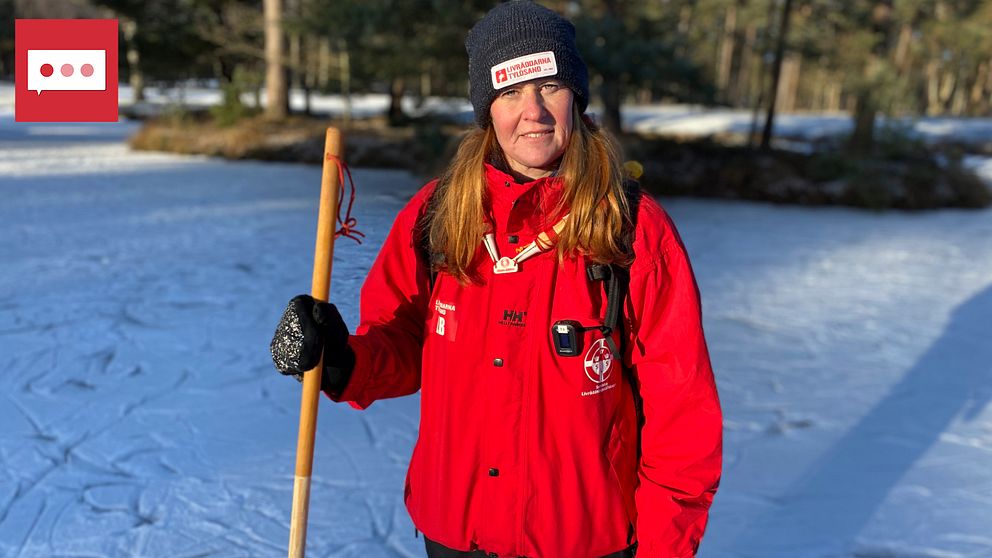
[39,63,95,78]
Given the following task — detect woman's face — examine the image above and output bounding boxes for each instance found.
[489,78,573,181]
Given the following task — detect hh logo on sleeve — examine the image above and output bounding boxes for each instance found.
[15,19,119,122]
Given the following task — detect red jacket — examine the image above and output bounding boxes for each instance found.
[331,164,722,558]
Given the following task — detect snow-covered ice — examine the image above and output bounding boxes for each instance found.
[2,94,992,557]
[0,110,425,557]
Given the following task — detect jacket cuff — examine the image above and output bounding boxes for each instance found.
[634,540,697,558]
[323,336,372,409]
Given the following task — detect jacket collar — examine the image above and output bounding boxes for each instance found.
[483,163,564,206]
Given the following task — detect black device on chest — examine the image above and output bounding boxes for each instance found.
[551,320,582,356]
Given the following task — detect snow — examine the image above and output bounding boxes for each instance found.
[622,104,992,151]
[964,155,992,185]
[113,82,474,123]
[3,85,992,557]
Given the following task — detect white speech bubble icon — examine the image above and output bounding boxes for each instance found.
[27,49,107,95]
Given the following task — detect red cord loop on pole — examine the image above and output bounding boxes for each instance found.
[325,153,365,244]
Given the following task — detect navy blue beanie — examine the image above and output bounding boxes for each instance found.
[465,1,589,127]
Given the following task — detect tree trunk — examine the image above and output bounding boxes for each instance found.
[599,0,625,134]
[849,91,877,153]
[760,0,793,151]
[950,67,966,116]
[388,76,406,126]
[747,0,778,149]
[939,69,957,113]
[338,40,352,127]
[986,57,992,96]
[809,67,821,111]
[287,0,301,94]
[318,37,331,90]
[420,71,431,99]
[264,0,288,120]
[892,22,913,76]
[847,0,894,154]
[675,3,694,58]
[926,60,941,115]
[777,53,800,113]
[122,19,144,102]
[601,78,623,135]
[735,23,757,107]
[716,2,738,102]
[289,33,301,91]
[825,77,841,112]
[971,60,991,115]
[637,86,652,104]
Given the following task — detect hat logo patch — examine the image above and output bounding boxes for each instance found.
[490,51,557,90]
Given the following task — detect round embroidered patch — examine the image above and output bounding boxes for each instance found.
[583,338,614,384]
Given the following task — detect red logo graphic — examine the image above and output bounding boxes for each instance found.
[495,69,508,84]
[15,19,118,122]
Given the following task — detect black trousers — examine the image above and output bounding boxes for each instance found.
[424,537,636,558]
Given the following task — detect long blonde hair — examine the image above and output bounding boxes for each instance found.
[427,104,632,283]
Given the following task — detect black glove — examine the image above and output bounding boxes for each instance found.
[270,294,355,393]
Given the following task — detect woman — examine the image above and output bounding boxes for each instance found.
[270,2,722,557]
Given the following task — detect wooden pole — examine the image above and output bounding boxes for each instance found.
[288,127,343,558]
